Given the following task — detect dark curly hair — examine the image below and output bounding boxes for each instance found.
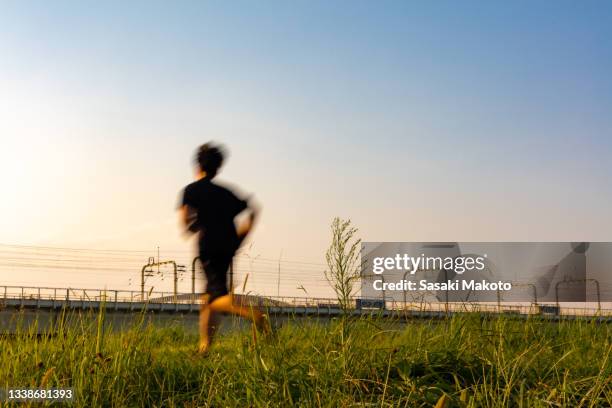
[196,143,225,178]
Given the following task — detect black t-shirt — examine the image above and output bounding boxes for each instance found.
[181,177,248,254]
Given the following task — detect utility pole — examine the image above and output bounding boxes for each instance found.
[141,259,178,301]
[191,256,200,298]
[277,250,282,297]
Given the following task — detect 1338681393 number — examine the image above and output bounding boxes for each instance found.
[0,388,74,402]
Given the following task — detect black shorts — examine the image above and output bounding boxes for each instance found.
[199,234,244,303]
[200,251,233,303]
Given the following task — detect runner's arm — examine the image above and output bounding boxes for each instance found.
[180,204,199,234]
[237,198,260,240]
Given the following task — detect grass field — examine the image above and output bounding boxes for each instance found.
[1,310,611,407]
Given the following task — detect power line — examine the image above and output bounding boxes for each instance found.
[0,243,327,266]
[0,243,335,297]
[0,243,157,253]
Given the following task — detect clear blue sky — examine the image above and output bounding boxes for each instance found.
[1,1,611,294]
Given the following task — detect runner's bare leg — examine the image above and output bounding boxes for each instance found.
[209,294,267,328]
[199,294,269,353]
[198,295,221,353]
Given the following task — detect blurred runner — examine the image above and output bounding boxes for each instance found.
[179,142,269,354]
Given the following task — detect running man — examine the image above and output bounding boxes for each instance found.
[179,142,269,354]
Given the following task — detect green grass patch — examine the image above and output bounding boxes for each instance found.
[0,311,610,407]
